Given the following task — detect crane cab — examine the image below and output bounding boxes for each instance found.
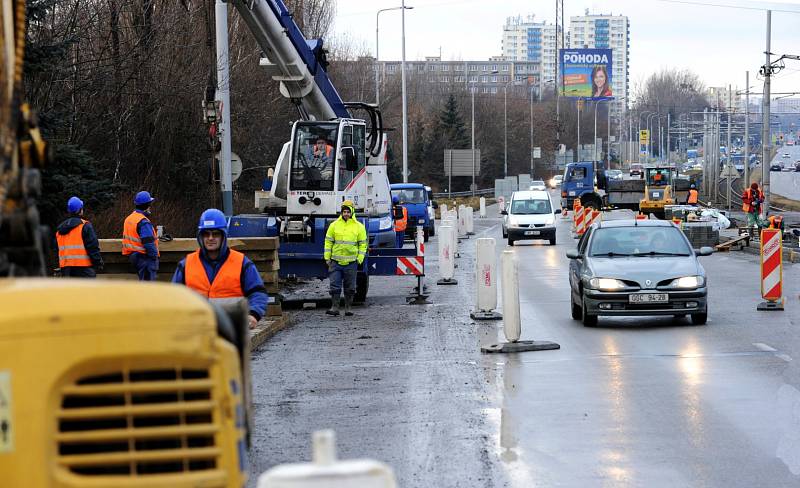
[287,119,367,217]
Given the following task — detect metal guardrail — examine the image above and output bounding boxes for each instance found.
[433,188,494,198]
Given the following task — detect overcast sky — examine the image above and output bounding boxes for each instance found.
[331,0,800,99]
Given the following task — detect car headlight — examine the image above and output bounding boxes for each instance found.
[545,216,555,225]
[588,278,627,291]
[669,276,705,289]
[419,217,426,224]
[378,215,393,231]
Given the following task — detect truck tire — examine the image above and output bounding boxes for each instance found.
[581,195,602,211]
[355,272,369,304]
[429,222,435,237]
[423,227,430,242]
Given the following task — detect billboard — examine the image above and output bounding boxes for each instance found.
[559,49,613,100]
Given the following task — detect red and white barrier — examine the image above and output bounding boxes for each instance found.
[759,228,783,310]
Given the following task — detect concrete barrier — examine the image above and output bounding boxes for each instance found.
[471,238,501,320]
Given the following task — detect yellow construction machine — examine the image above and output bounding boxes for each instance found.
[639,165,676,218]
[1,3,252,486]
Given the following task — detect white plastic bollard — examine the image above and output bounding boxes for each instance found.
[501,250,521,342]
[497,196,506,216]
[471,238,501,320]
[440,203,448,216]
[445,217,459,258]
[466,207,475,235]
[457,206,467,237]
[437,225,457,285]
[257,430,398,488]
[479,197,486,218]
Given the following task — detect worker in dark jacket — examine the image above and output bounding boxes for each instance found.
[55,196,103,277]
[122,191,159,281]
[172,208,268,329]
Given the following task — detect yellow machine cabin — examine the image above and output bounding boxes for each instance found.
[0,279,251,488]
[639,166,675,218]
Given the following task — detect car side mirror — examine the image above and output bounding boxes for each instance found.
[566,249,581,259]
[432,201,439,209]
[555,208,562,215]
[341,147,357,171]
[392,206,404,220]
[697,246,714,256]
[501,210,508,215]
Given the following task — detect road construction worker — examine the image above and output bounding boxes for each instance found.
[324,200,367,317]
[767,213,784,231]
[392,196,408,249]
[55,196,103,277]
[172,208,267,329]
[742,182,764,228]
[687,184,699,204]
[122,191,159,281]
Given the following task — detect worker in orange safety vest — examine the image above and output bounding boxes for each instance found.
[393,195,408,249]
[55,196,103,278]
[742,182,764,228]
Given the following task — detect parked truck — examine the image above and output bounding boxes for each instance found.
[390,183,437,241]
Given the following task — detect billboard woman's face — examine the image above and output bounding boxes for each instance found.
[594,69,606,88]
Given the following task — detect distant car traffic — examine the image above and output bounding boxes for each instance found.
[529,180,547,191]
[771,163,783,172]
[567,219,712,327]
[502,190,559,246]
[606,169,623,181]
[629,163,644,177]
[783,153,791,158]
[549,174,563,188]
[795,162,800,172]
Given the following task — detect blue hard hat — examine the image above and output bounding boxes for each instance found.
[690,184,696,189]
[67,196,83,214]
[392,196,399,204]
[198,208,228,233]
[134,191,155,206]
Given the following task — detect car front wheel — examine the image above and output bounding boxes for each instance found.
[691,312,707,325]
[581,295,597,327]
[571,293,581,320]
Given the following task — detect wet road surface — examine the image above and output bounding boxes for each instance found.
[248,196,800,487]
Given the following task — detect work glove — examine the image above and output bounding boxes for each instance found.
[326,260,334,272]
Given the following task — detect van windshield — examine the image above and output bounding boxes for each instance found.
[511,199,551,215]
[392,189,426,204]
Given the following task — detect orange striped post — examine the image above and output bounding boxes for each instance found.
[758,228,784,311]
[590,209,602,229]
[672,217,682,228]
[635,212,647,220]
[576,207,591,236]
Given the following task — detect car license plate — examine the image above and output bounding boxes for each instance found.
[629,293,668,303]
[524,230,540,236]
[568,191,576,196]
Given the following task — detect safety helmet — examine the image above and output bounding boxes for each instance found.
[392,196,399,204]
[67,196,84,214]
[197,208,228,233]
[690,184,696,189]
[341,200,355,209]
[134,191,155,205]
[750,182,759,190]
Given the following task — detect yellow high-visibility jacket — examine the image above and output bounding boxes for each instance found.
[324,203,367,265]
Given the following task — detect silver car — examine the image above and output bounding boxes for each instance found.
[567,220,713,327]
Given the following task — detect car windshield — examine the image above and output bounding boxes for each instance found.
[291,123,338,191]
[589,226,691,257]
[531,180,545,186]
[392,189,426,204]
[511,198,551,215]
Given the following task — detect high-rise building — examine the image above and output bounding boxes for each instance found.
[501,15,562,91]
[568,13,630,113]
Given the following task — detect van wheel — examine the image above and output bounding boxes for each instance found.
[507,238,514,246]
[429,223,435,237]
[423,228,430,242]
[354,273,369,304]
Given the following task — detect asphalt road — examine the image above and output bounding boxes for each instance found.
[771,144,800,171]
[248,198,800,487]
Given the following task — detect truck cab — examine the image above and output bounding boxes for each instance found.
[390,183,436,241]
[560,162,603,210]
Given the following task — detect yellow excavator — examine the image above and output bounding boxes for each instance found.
[639,165,676,218]
[1,3,252,486]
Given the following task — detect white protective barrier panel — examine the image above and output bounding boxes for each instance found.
[443,217,458,258]
[457,206,466,237]
[475,238,498,312]
[466,207,474,234]
[257,430,397,488]
[497,196,506,216]
[438,225,455,280]
[440,203,448,216]
[479,197,486,218]
[501,250,521,342]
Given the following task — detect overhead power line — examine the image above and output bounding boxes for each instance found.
[652,0,800,13]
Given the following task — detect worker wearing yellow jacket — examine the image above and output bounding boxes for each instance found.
[324,200,367,316]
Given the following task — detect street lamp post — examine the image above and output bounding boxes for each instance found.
[375,5,413,107]
[400,0,409,182]
[647,113,659,161]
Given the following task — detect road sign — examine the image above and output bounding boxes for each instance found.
[214,151,243,182]
[533,147,541,158]
[444,149,481,176]
[639,130,650,145]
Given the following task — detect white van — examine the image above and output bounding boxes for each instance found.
[501,190,560,246]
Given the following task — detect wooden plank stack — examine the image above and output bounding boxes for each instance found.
[98,237,281,294]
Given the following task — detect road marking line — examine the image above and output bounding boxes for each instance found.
[753,342,777,352]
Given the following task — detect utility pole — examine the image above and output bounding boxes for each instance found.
[607,105,611,170]
[715,110,720,204]
[745,71,750,186]
[727,84,732,212]
[400,0,409,183]
[761,10,772,217]
[471,87,476,196]
[215,0,233,216]
[703,108,709,198]
[530,85,534,177]
[577,101,581,162]
[504,85,508,178]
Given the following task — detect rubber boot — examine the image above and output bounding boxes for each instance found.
[326,294,340,316]
[344,296,354,316]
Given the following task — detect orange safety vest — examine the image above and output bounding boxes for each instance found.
[742,188,764,213]
[122,211,160,256]
[769,215,783,229]
[394,206,408,232]
[56,220,92,267]
[687,189,698,204]
[185,249,245,298]
[313,144,333,159]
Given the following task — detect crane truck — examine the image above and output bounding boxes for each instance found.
[218,0,420,302]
